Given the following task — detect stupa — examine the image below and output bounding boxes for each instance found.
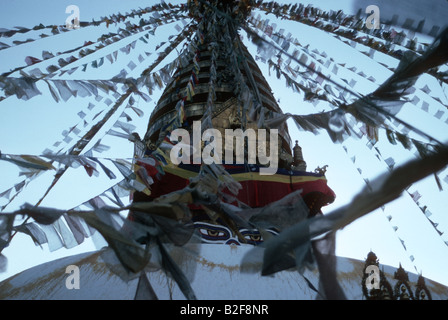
[1,0,448,301]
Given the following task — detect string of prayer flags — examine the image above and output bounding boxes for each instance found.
[252,2,432,60]
[0,1,446,300]
[0,153,55,171]
[247,9,446,171]
[341,141,443,270]
[343,134,448,249]
[0,3,187,52]
[26,22,195,207]
[0,11,191,105]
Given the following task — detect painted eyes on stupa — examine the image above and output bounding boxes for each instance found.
[199,228,227,239]
[240,230,263,244]
[194,222,278,245]
[196,224,229,241]
[206,229,220,237]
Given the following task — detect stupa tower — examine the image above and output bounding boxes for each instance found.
[143,0,295,169]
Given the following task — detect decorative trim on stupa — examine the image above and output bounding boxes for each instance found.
[361,251,433,300]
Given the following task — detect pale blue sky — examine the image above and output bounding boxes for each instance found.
[0,0,448,288]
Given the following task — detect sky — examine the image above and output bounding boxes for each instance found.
[0,0,448,290]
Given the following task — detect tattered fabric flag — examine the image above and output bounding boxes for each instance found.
[186,81,194,101]
[0,154,55,171]
[67,80,93,98]
[156,238,197,300]
[44,80,60,102]
[128,105,144,118]
[0,187,13,200]
[63,213,90,245]
[113,159,148,193]
[74,209,150,273]
[1,77,42,100]
[91,158,117,180]
[128,61,137,71]
[53,218,78,249]
[120,107,136,122]
[13,222,47,248]
[134,271,158,300]
[25,56,42,66]
[78,156,100,177]
[0,42,10,50]
[13,203,66,225]
[39,223,65,251]
[434,110,444,119]
[91,140,111,153]
[410,190,422,203]
[0,215,14,252]
[106,53,114,64]
[14,180,26,192]
[107,129,135,140]
[434,173,443,191]
[53,80,77,102]
[113,120,136,134]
